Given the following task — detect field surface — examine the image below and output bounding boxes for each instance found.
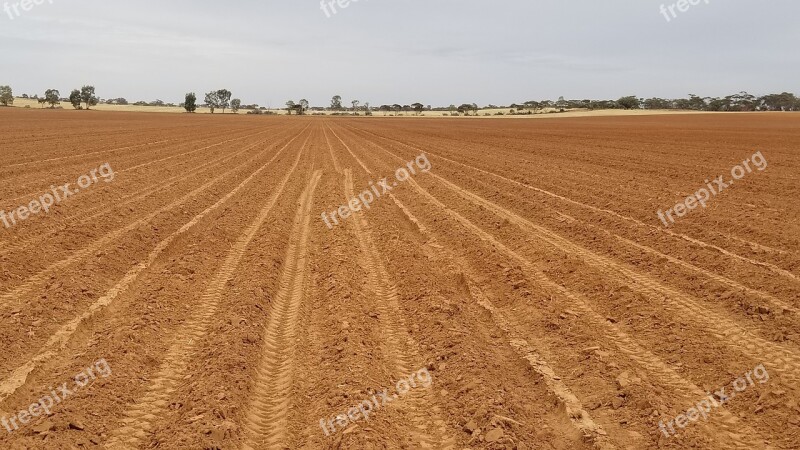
[0,109,798,449]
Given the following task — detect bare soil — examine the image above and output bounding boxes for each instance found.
[0,109,798,449]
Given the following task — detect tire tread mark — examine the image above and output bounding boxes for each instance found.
[346,125,797,282]
[342,169,455,449]
[239,170,322,450]
[0,130,293,257]
[0,127,307,309]
[103,131,309,450]
[353,135,765,449]
[363,134,800,387]
[388,193,615,449]
[0,129,308,404]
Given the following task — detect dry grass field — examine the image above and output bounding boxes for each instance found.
[0,108,798,449]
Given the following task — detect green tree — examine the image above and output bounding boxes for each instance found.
[523,101,540,113]
[617,96,640,110]
[231,98,241,113]
[0,85,13,106]
[411,102,424,115]
[44,89,60,108]
[216,89,232,113]
[331,95,342,111]
[760,92,797,111]
[643,97,671,110]
[69,89,82,109]
[286,100,296,115]
[80,85,98,109]
[299,99,309,114]
[204,91,219,113]
[184,92,197,113]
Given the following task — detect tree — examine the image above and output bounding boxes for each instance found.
[204,91,219,113]
[379,105,391,116]
[299,99,309,114]
[184,92,197,113]
[231,98,241,113]
[643,97,671,110]
[364,102,372,116]
[411,102,424,115]
[729,91,756,111]
[216,89,232,113]
[523,100,541,113]
[44,89,60,108]
[760,92,797,111]
[286,100,296,115]
[331,95,343,111]
[0,85,13,106]
[617,96,640,110]
[69,89,82,109]
[80,85,98,109]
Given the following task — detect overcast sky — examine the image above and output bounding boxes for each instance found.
[1,0,797,107]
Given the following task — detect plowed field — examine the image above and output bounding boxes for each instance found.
[1,109,798,449]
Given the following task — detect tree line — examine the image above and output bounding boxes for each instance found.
[2,85,799,114]
[0,85,97,109]
[507,92,800,113]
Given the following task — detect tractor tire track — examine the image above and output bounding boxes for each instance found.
[339,168,456,449]
[239,169,322,450]
[0,131,290,258]
[0,129,304,310]
[0,129,310,406]
[358,130,800,387]
[341,129,766,448]
[345,125,798,282]
[388,192,615,449]
[105,131,309,449]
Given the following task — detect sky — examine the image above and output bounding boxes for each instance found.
[1,0,797,107]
